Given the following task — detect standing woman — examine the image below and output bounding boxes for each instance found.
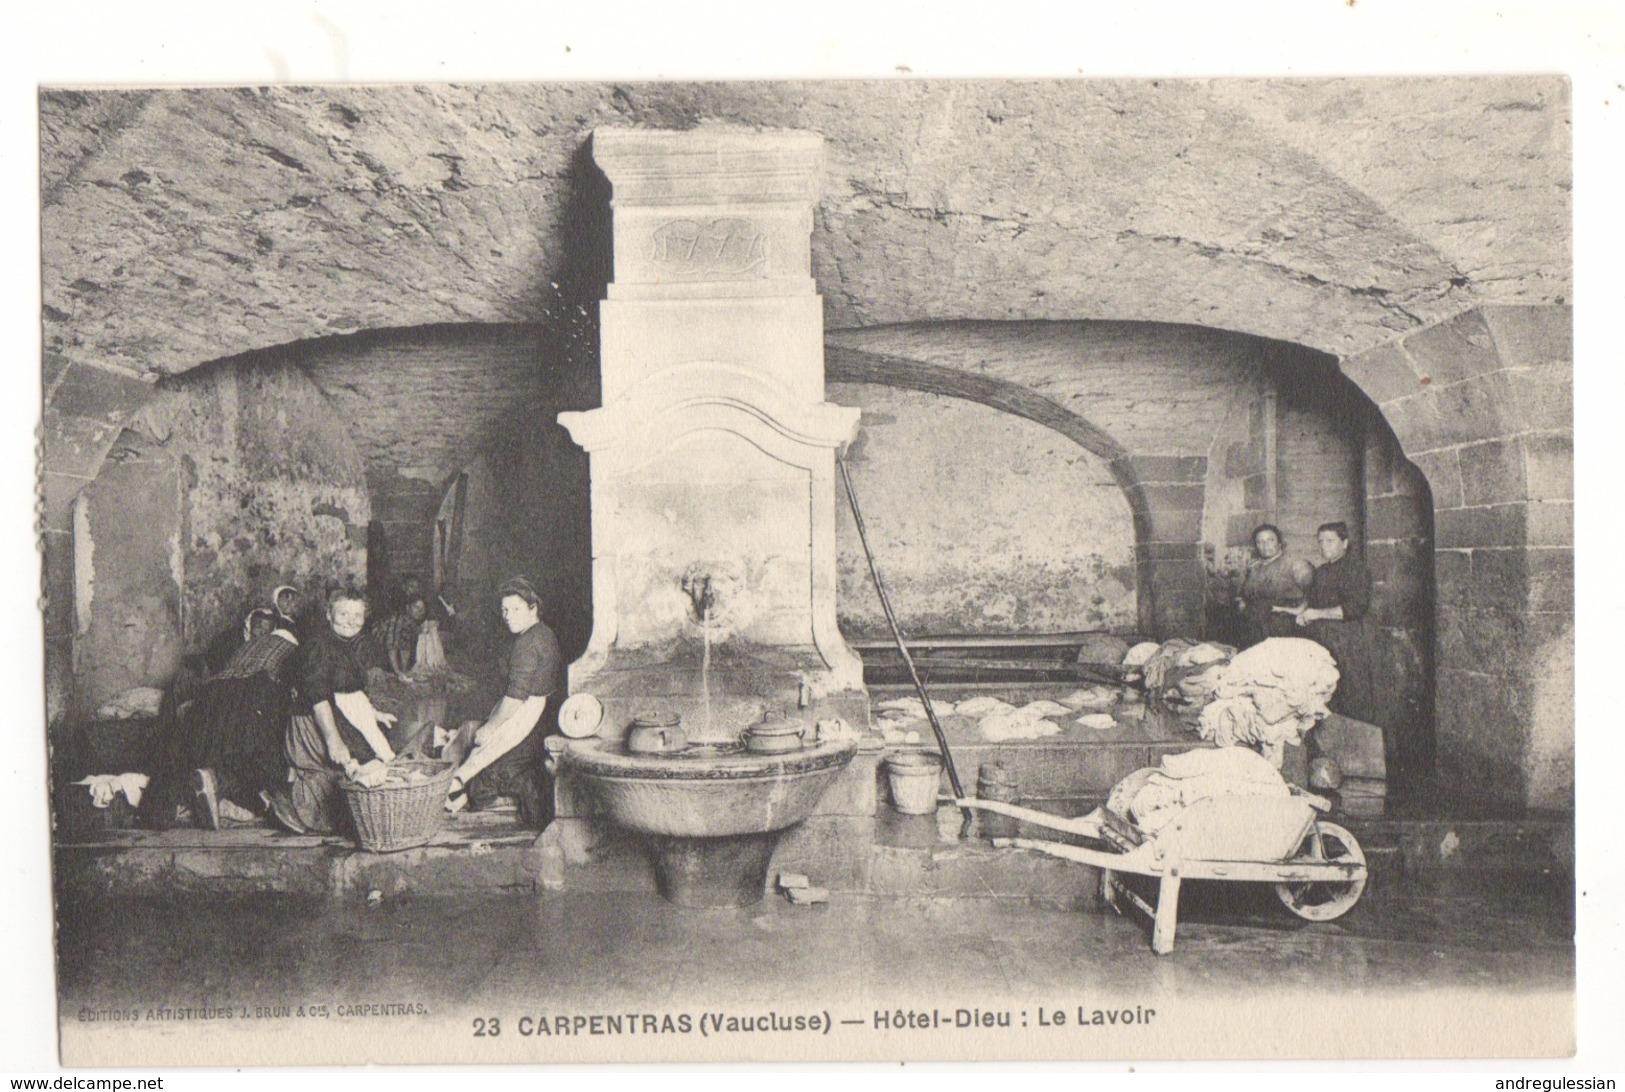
[1294,522,1377,724]
[268,588,398,834]
[440,577,560,827]
[1235,524,1314,647]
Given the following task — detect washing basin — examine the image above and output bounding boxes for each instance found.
[564,737,857,837]
[561,736,858,906]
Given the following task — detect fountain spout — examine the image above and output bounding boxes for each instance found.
[681,568,717,624]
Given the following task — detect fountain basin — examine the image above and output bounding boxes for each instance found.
[562,737,859,906]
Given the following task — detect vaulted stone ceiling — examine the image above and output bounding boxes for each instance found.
[41,78,1568,380]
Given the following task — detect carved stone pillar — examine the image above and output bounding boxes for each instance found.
[559,128,864,741]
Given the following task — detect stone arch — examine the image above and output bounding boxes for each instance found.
[824,343,1189,637]
[1336,304,1573,811]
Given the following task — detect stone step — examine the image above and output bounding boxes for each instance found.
[1342,816,1572,876]
[55,812,544,903]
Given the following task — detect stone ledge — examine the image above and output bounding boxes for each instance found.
[53,811,1571,904]
[55,813,545,902]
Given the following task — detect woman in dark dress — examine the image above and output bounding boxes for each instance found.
[1235,523,1314,647]
[1294,521,1376,725]
[267,589,398,834]
[143,611,301,829]
[440,577,560,827]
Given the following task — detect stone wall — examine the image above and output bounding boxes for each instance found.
[830,382,1136,636]
[50,358,370,723]
[1198,353,1436,785]
[286,324,554,597]
[155,359,370,653]
[1277,386,1366,552]
[1341,304,1572,810]
[1202,367,1372,635]
[41,362,155,727]
[447,420,594,663]
[828,321,1341,638]
[1207,359,1369,554]
[70,430,184,718]
[1363,424,1436,784]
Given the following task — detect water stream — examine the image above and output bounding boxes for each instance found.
[701,604,714,741]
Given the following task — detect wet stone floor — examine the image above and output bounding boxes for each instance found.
[59,871,1572,1028]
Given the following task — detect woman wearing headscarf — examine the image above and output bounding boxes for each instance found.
[143,608,302,829]
[266,588,398,834]
[438,577,560,827]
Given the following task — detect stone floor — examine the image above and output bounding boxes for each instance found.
[56,867,1574,1064]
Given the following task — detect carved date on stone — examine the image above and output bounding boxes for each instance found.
[648,218,768,278]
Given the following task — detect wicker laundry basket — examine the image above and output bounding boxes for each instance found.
[340,758,454,852]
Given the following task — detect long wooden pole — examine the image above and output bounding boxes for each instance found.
[838,456,971,827]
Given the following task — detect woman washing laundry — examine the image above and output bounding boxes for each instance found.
[372,594,428,681]
[1286,521,1377,725]
[266,589,399,834]
[1235,524,1313,647]
[144,608,302,830]
[438,578,560,827]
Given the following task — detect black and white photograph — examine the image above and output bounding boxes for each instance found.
[12,3,1620,1074]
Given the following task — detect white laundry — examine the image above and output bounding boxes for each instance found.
[74,772,149,809]
[1124,747,1291,833]
[1074,713,1116,730]
[955,696,1017,718]
[1196,637,1340,766]
[1173,642,1233,669]
[1122,642,1162,668]
[1059,687,1115,710]
[875,697,953,719]
[978,713,1062,742]
[1016,700,1072,718]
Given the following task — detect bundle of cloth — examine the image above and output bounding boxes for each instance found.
[1106,746,1290,834]
[73,772,150,810]
[1195,637,1339,766]
[1104,747,1318,861]
[1124,638,1237,717]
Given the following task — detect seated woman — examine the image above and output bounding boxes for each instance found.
[143,609,302,830]
[266,589,398,834]
[1235,524,1314,647]
[372,595,427,681]
[440,577,560,828]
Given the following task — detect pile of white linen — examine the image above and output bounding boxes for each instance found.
[1196,637,1340,766]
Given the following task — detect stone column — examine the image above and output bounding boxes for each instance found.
[1120,455,1208,638]
[40,358,158,729]
[1342,304,1572,811]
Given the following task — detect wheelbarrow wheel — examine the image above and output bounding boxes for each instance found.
[1275,820,1367,922]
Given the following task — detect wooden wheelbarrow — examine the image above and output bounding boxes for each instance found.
[957,790,1368,954]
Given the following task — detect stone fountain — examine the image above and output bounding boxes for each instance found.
[554,127,871,907]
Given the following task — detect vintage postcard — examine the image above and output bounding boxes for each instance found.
[30,45,1591,1070]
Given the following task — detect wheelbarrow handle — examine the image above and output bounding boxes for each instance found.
[957,797,1106,838]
